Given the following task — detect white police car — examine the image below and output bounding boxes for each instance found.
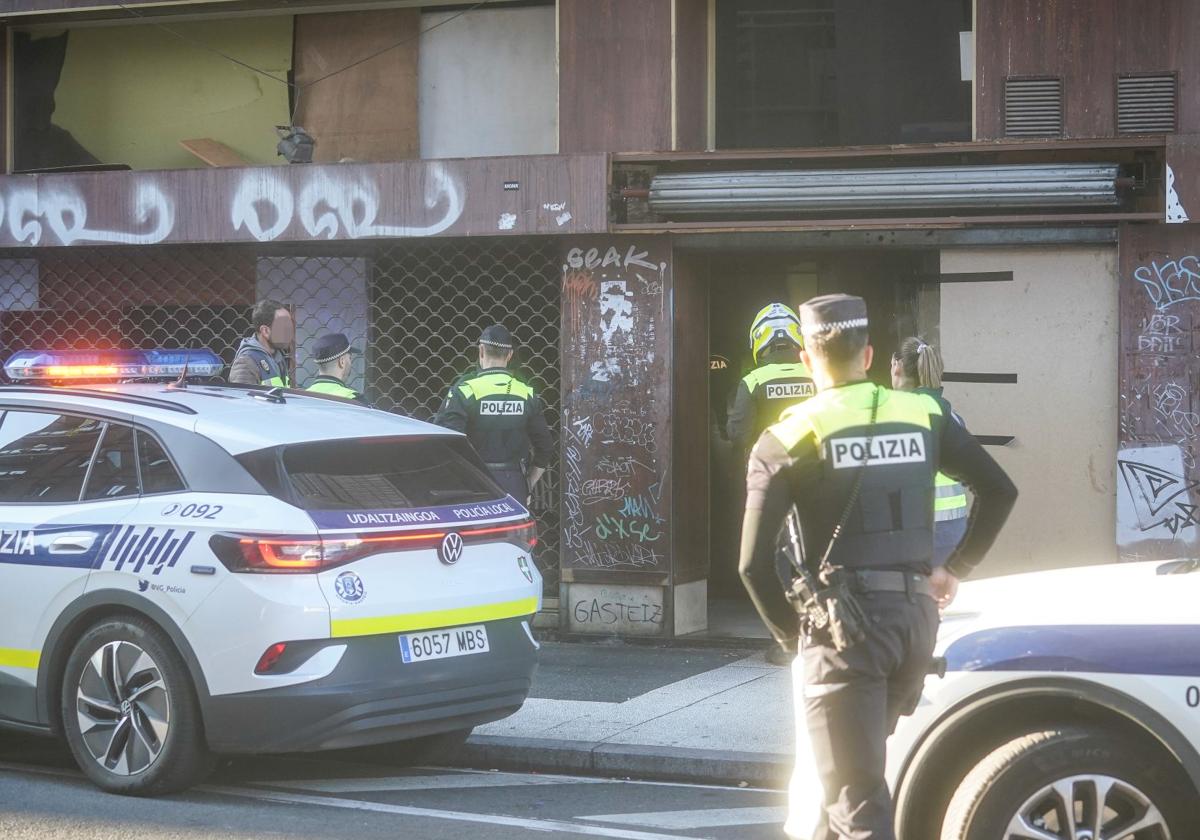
[787,559,1200,839]
[0,350,542,796]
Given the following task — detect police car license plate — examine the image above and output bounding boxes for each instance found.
[399,625,489,663]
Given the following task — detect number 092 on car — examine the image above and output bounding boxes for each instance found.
[400,625,490,663]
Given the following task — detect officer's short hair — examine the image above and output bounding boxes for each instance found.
[806,326,869,367]
[251,299,287,332]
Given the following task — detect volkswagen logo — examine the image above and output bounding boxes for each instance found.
[438,532,464,565]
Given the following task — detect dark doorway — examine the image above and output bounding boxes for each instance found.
[704,249,935,636]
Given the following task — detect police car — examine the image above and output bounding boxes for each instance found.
[787,560,1200,839]
[0,349,542,796]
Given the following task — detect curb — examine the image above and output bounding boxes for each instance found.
[532,629,773,652]
[444,734,792,789]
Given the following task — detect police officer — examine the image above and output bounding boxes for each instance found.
[727,303,816,461]
[434,325,554,503]
[891,336,969,566]
[739,294,1017,839]
[228,299,293,387]
[305,333,366,403]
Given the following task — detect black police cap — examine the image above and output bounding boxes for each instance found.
[479,324,514,350]
[312,332,361,364]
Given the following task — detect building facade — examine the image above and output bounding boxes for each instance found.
[0,0,1195,637]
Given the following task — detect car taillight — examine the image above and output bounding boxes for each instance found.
[255,642,288,674]
[210,518,537,573]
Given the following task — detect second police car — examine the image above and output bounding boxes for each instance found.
[0,349,542,795]
[786,558,1200,839]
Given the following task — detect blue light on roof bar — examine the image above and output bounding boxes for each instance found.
[4,349,225,382]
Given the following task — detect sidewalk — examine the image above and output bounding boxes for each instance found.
[447,640,796,788]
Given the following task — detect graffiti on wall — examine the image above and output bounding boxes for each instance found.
[0,155,605,247]
[1120,229,1200,559]
[1,182,175,247]
[1132,254,1200,311]
[561,241,671,576]
[232,165,463,242]
[567,583,664,635]
[1117,445,1200,553]
[0,169,462,248]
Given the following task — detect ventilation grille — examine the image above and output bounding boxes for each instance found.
[1005,77,1063,137]
[1117,74,1177,134]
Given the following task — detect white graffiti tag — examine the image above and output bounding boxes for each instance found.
[231,172,294,243]
[3,182,174,246]
[233,165,464,243]
[299,164,463,239]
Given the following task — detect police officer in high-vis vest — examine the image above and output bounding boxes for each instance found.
[728,303,816,461]
[228,299,293,387]
[739,294,1017,839]
[305,332,366,404]
[891,336,969,565]
[434,325,554,504]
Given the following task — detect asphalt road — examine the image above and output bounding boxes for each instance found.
[0,732,788,840]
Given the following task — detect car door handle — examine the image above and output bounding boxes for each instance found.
[50,534,96,554]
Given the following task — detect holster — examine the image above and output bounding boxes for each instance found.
[787,568,869,653]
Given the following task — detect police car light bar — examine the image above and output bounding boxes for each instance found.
[4,349,224,382]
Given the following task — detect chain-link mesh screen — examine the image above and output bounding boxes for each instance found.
[0,246,256,361]
[0,239,561,596]
[369,239,562,593]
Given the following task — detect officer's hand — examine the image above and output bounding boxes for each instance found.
[930,567,959,610]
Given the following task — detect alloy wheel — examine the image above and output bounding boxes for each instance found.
[75,640,170,776]
[1005,774,1170,840]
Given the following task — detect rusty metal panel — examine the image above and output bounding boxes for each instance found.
[560,237,672,584]
[558,0,673,154]
[1118,222,1200,559]
[0,155,607,246]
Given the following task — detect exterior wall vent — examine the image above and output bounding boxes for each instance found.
[1117,74,1177,134]
[1004,77,1063,137]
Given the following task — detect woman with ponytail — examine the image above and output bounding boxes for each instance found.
[891,337,969,566]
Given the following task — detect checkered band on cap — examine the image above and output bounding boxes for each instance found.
[479,324,514,350]
[312,332,360,363]
[799,293,869,338]
[801,317,869,337]
[313,347,349,363]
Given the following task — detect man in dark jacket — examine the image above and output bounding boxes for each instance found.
[228,299,294,387]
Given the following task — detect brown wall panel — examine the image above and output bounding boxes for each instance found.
[0,154,607,246]
[559,0,673,153]
[1182,2,1200,134]
[560,236,673,581]
[1117,222,1200,558]
[978,0,1195,139]
[674,0,708,152]
[1059,0,1116,138]
[1115,0,1178,73]
[670,248,709,583]
[0,25,7,174]
[293,10,419,163]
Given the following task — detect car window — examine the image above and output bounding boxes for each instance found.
[83,423,139,501]
[265,436,505,510]
[0,411,105,503]
[137,431,185,495]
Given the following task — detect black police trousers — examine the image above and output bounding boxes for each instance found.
[489,467,529,505]
[802,591,939,840]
